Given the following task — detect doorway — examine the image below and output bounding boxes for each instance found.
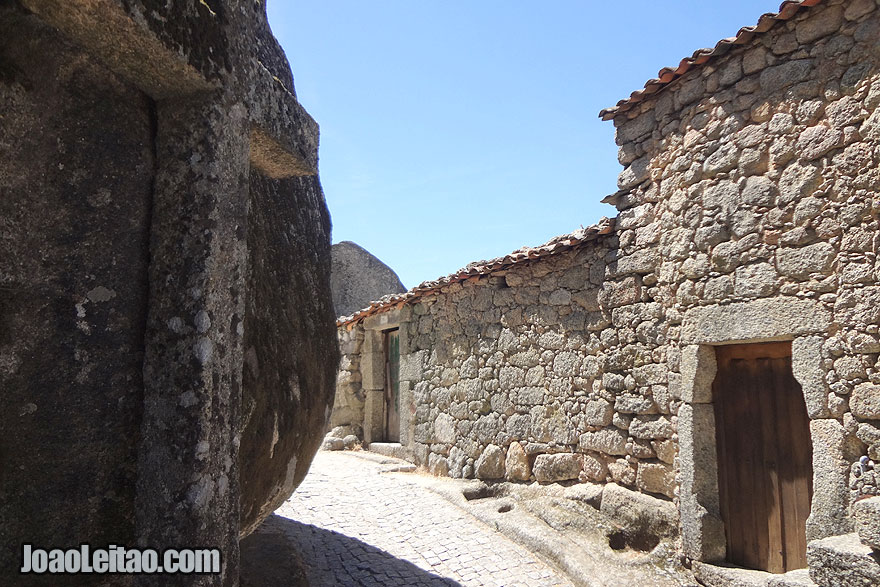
[712,342,812,573]
[384,329,400,442]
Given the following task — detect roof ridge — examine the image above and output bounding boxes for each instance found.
[599,0,824,120]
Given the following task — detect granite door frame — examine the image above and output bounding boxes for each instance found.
[677,299,844,563]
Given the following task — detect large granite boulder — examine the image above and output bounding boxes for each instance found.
[0,1,337,584]
[331,241,406,317]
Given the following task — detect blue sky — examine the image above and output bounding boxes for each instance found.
[267,1,783,288]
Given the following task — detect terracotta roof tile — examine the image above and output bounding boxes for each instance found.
[337,217,615,327]
[599,0,824,121]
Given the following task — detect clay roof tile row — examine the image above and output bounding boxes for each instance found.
[599,0,824,120]
[337,217,615,327]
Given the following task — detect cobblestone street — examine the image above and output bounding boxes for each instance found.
[271,451,574,587]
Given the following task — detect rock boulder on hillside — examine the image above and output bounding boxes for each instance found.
[331,241,406,317]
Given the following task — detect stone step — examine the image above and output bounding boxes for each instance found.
[806,532,880,587]
[693,562,816,587]
[367,442,409,461]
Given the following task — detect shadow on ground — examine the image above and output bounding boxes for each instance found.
[241,513,462,587]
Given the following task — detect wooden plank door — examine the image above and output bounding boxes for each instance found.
[712,342,812,573]
[384,329,400,442]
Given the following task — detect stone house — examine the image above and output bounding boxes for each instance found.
[334,0,880,584]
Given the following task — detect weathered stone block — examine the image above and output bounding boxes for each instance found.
[584,398,614,427]
[636,461,676,498]
[608,458,637,486]
[616,112,656,143]
[553,351,580,377]
[428,453,450,477]
[533,453,582,484]
[851,383,880,420]
[836,356,868,380]
[474,444,505,480]
[434,413,457,444]
[796,5,843,44]
[400,350,427,382]
[733,263,778,298]
[678,403,726,561]
[759,59,812,93]
[579,428,629,455]
[845,0,876,20]
[776,243,837,279]
[778,161,822,206]
[505,441,531,481]
[600,483,678,538]
[652,439,676,464]
[792,336,831,419]
[796,124,844,161]
[581,453,608,483]
[633,363,667,386]
[618,155,651,190]
[703,143,740,178]
[599,276,642,309]
[615,394,658,415]
[630,415,674,440]
[807,533,880,587]
[608,247,660,276]
[853,496,880,551]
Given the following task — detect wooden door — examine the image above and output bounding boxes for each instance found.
[384,329,400,442]
[712,342,812,573]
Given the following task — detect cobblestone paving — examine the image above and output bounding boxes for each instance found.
[273,451,574,587]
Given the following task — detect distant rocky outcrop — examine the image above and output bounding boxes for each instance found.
[331,242,406,317]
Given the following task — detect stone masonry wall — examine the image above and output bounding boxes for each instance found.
[332,326,366,433]
[609,0,880,540]
[396,239,682,500]
[339,0,880,549]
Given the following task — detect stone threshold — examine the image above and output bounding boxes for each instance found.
[366,442,410,461]
[693,562,815,587]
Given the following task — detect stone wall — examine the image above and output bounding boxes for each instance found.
[338,0,880,569]
[331,326,366,434]
[1,2,338,585]
[609,0,879,545]
[397,241,680,499]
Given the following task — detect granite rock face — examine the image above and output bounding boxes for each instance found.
[0,1,337,585]
[331,241,406,318]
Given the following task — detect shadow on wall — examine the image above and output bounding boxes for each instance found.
[241,514,462,587]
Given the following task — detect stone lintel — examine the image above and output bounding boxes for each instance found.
[681,298,831,345]
[363,308,401,332]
